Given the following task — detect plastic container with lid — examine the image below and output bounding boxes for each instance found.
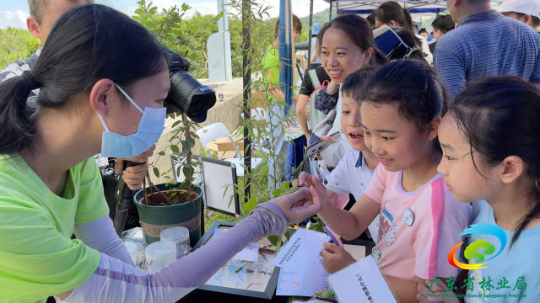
[124,239,145,269]
[144,241,177,273]
[160,226,191,259]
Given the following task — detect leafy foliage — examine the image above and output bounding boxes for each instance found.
[299,8,330,33]
[0,28,40,70]
[132,0,275,79]
[134,0,205,200]
[0,4,278,81]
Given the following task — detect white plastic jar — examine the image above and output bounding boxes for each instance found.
[160,226,191,259]
[144,241,177,273]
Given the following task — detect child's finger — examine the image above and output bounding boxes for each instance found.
[319,247,334,259]
[310,177,328,206]
[416,291,430,303]
[298,172,313,186]
[311,175,325,191]
[430,280,447,293]
[308,185,323,207]
[322,242,339,252]
[417,282,428,294]
[320,135,338,144]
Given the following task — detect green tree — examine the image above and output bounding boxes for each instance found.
[133,1,221,79]
[299,8,330,36]
[0,27,40,70]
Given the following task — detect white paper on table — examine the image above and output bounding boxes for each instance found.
[271,228,330,273]
[212,229,259,262]
[328,255,397,303]
[232,242,259,262]
[276,255,329,297]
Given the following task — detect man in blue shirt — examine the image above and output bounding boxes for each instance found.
[435,0,540,100]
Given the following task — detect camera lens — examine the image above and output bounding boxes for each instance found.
[165,71,216,123]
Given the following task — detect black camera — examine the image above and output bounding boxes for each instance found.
[163,49,217,123]
[106,49,217,235]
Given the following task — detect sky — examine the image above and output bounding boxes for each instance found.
[0,0,330,29]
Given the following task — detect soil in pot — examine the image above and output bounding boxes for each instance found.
[145,189,199,206]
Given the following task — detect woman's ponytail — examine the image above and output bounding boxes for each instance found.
[401,7,415,33]
[0,72,39,154]
[401,7,423,49]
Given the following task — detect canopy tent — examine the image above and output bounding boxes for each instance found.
[324,0,448,18]
[327,1,453,25]
[322,0,504,18]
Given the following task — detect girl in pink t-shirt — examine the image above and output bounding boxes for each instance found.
[306,60,471,302]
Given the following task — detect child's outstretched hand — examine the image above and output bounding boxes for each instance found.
[273,187,321,224]
[416,279,459,303]
[308,175,331,211]
[320,242,356,273]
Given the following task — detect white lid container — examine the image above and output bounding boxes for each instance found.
[144,241,176,273]
[160,226,191,259]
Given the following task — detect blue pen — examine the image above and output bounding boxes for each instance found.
[323,226,343,248]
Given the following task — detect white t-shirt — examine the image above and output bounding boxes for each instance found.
[323,148,380,242]
[416,34,433,64]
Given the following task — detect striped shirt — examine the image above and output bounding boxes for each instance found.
[0,49,41,106]
[435,10,540,99]
[0,49,40,82]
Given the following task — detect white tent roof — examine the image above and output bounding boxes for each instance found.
[327,0,446,12]
[322,1,504,21]
[325,1,447,21]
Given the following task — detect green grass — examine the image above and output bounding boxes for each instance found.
[204,210,239,231]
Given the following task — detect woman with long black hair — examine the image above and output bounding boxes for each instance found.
[0,4,320,302]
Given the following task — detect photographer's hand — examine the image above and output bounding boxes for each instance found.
[114,145,156,190]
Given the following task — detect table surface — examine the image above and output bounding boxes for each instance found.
[178,241,369,303]
[343,243,366,261]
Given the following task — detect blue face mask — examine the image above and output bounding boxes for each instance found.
[97,84,166,158]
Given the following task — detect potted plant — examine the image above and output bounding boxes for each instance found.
[133,110,206,246]
[132,1,210,246]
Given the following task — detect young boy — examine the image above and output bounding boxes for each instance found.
[299,67,380,271]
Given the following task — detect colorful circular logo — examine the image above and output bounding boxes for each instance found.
[447,223,507,270]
